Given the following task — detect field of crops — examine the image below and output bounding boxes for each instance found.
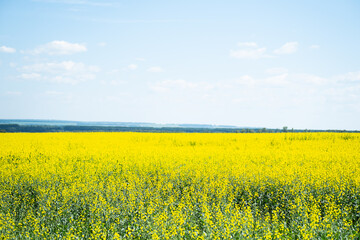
[0,132,359,239]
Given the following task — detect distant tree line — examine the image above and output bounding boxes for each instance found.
[0,124,358,133]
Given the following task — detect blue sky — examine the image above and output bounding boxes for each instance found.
[1,0,359,129]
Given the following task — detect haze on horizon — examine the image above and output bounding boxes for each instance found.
[1,0,360,130]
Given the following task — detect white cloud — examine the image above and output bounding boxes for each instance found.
[230,48,269,59]
[266,67,288,75]
[107,69,119,74]
[264,73,289,85]
[235,73,327,87]
[22,61,99,73]
[235,74,289,86]
[237,42,258,47]
[151,74,293,94]
[149,79,215,93]
[149,85,168,93]
[236,75,255,86]
[44,90,73,102]
[231,41,302,59]
[335,71,360,83]
[20,61,100,84]
[274,42,298,55]
[108,80,126,86]
[146,70,360,124]
[20,73,42,79]
[5,91,22,96]
[230,42,270,59]
[127,64,138,70]
[45,90,64,96]
[0,46,16,53]
[296,74,328,85]
[31,41,87,55]
[163,79,197,88]
[265,73,328,86]
[147,66,164,73]
[310,44,320,49]
[98,42,107,47]
[151,79,197,92]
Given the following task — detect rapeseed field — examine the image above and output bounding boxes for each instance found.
[0,132,359,239]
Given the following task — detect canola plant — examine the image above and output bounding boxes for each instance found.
[0,132,359,239]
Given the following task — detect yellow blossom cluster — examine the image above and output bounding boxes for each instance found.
[0,132,359,239]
